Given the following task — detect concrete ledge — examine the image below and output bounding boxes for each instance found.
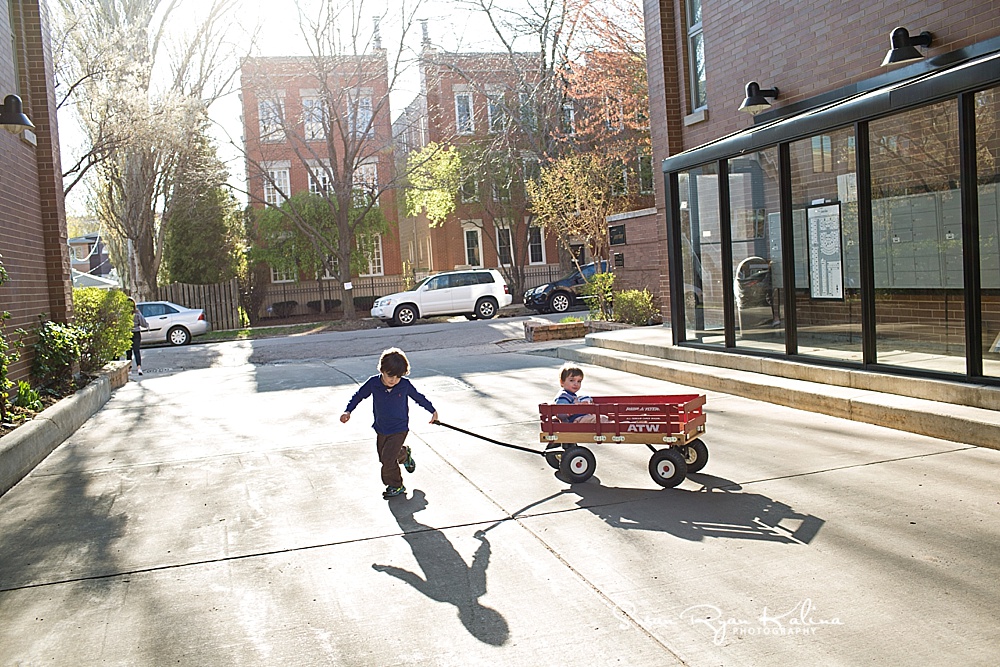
[0,361,129,497]
[558,343,1000,450]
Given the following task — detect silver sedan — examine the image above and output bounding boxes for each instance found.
[137,301,211,346]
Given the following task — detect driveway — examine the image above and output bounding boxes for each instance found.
[1,323,998,665]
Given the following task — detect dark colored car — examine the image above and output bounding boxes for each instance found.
[524,261,609,313]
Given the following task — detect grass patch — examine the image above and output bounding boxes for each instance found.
[559,316,584,323]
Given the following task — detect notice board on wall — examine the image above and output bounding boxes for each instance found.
[807,203,844,300]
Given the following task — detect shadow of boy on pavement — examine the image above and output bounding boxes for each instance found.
[372,489,509,646]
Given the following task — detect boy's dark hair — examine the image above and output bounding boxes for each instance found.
[379,348,410,377]
[560,365,584,382]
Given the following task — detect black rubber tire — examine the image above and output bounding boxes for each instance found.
[167,326,191,346]
[544,443,570,469]
[559,445,596,484]
[475,297,499,319]
[682,439,709,473]
[393,304,417,326]
[549,292,572,313]
[464,313,478,320]
[648,448,687,488]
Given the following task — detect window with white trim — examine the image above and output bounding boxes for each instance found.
[562,102,576,135]
[496,223,512,266]
[309,169,332,195]
[519,91,536,131]
[359,235,384,276]
[259,98,285,142]
[353,163,378,206]
[455,92,474,134]
[349,95,373,137]
[303,97,325,140]
[320,254,340,280]
[528,225,545,264]
[271,266,296,283]
[263,168,290,206]
[687,0,706,110]
[463,225,482,267]
[460,176,479,203]
[487,94,505,133]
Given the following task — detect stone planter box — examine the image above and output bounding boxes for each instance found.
[586,320,635,333]
[523,319,588,342]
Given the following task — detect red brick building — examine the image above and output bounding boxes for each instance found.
[0,0,71,382]
[240,55,403,317]
[394,43,655,301]
[643,0,1000,383]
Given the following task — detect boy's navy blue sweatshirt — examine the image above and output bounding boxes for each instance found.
[345,375,436,434]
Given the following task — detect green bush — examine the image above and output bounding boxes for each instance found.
[32,317,84,389]
[582,271,615,321]
[612,289,660,326]
[0,253,26,422]
[73,288,131,372]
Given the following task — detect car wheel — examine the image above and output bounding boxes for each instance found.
[167,326,191,346]
[464,313,478,320]
[549,292,572,313]
[684,291,700,308]
[393,304,417,326]
[475,297,499,319]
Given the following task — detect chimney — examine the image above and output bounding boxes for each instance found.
[420,19,429,47]
[373,17,382,49]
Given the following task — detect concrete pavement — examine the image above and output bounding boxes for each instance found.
[1,329,999,665]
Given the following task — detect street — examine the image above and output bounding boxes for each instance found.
[1,317,998,665]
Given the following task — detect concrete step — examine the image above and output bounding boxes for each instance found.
[554,337,1000,451]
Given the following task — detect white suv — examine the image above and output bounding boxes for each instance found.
[371,269,513,326]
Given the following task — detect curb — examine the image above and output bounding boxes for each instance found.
[0,361,129,497]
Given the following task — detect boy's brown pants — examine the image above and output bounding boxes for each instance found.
[376,431,409,488]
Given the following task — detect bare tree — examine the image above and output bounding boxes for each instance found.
[56,0,243,300]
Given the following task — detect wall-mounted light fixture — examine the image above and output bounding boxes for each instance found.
[881,27,933,66]
[739,82,779,115]
[0,95,33,133]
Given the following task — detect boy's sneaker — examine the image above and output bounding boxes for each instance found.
[383,485,405,499]
[403,447,416,473]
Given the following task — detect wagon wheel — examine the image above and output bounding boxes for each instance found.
[544,442,568,469]
[648,448,687,488]
[559,446,596,484]
[681,439,709,473]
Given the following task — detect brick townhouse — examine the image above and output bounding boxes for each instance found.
[393,38,655,299]
[0,0,70,383]
[642,0,1000,384]
[240,54,403,318]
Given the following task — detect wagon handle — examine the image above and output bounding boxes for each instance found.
[434,420,546,457]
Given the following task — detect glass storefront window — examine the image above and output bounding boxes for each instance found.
[729,148,783,352]
[870,100,965,373]
[788,127,863,363]
[678,163,723,344]
[978,86,1000,377]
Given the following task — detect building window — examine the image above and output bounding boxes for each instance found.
[263,168,290,206]
[320,255,340,280]
[604,93,623,131]
[686,0,706,110]
[359,235,383,276]
[309,169,331,195]
[562,102,576,135]
[349,95,373,137]
[487,94,505,133]
[611,160,627,195]
[528,225,545,264]
[464,226,482,267]
[496,225,512,266]
[303,98,325,140]
[271,266,296,283]
[812,135,833,173]
[259,98,285,142]
[519,91,536,132]
[353,163,378,206]
[460,176,479,203]
[639,151,654,194]
[455,92,474,134]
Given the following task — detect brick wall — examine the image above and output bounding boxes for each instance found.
[0,0,70,383]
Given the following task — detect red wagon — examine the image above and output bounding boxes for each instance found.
[538,394,708,487]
